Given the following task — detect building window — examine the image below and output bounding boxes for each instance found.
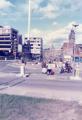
[30,41,35,43]
[0,38,4,40]
[0,46,11,48]
[37,41,40,43]
[38,44,41,46]
[5,38,10,40]
[0,42,11,44]
[34,38,36,39]
[0,34,10,36]
[30,44,33,46]
[36,48,40,49]
[0,38,10,40]
[31,47,33,49]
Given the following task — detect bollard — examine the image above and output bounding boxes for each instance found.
[70,63,81,80]
[20,63,25,77]
[5,57,7,61]
[75,67,80,77]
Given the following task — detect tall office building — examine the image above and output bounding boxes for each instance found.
[24,37,43,61]
[0,26,19,56]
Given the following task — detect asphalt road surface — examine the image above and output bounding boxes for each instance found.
[0,60,82,102]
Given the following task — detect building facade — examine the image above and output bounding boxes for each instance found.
[24,37,43,61]
[61,29,82,62]
[43,48,62,62]
[61,42,74,56]
[74,44,82,62]
[0,26,19,57]
[30,37,43,60]
[22,41,31,59]
[18,34,22,45]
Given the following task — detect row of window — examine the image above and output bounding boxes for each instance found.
[0,42,17,44]
[0,34,10,36]
[30,44,41,46]
[30,41,40,43]
[0,42,11,44]
[31,47,41,49]
[0,38,10,40]
[0,46,11,48]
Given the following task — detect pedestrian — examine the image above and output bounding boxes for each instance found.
[42,61,47,74]
[47,61,52,75]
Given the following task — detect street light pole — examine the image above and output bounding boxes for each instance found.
[19,0,31,77]
[28,0,31,41]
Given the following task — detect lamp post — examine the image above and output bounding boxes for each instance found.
[19,0,31,77]
[28,0,31,41]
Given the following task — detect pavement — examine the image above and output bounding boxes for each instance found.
[0,60,82,103]
[0,94,81,120]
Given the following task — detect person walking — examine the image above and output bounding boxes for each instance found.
[47,61,52,75]
[42,61,47,74]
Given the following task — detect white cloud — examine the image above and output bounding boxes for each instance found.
[52,21,58,26]
[29,21,82,48]
[39,3,59,19]
[0,0,14,9]
[30,27,67,48]
[33,0,61,19]
[28,0,59,19]
[30,0,82,19]
[0,12,7,16]
[31,0,44,11]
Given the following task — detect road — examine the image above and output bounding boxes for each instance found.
[0,60,82,102]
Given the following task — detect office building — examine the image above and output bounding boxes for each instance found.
[24,37,43,61]
[0,26,19,57]
[43,48,62,62]
[22,41,31,59]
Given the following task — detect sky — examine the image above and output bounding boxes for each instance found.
[0,0,82,48]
